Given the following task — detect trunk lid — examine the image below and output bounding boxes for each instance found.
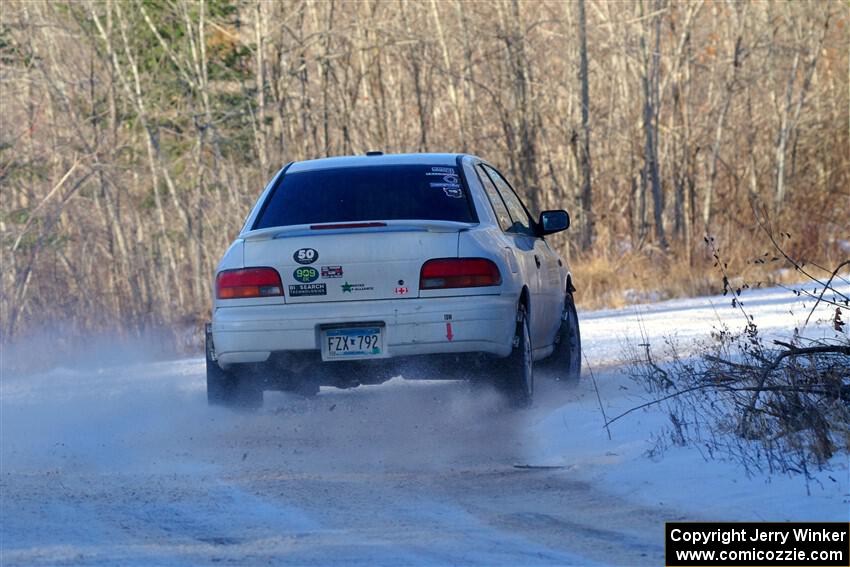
[242,221,470,303]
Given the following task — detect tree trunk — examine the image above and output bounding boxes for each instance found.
[577,0,593,250]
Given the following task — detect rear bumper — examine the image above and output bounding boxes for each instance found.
[212,295,516,365]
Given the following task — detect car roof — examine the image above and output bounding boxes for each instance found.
[287,153,468,173]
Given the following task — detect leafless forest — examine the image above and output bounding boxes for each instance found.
[1,0,848,351]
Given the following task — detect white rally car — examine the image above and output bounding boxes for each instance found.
[206,153,581,408]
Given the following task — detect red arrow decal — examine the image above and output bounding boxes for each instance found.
[446,322,454,341]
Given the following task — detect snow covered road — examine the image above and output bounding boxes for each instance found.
[2,283,848,566]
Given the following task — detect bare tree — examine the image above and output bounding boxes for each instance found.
[577,0,593,251]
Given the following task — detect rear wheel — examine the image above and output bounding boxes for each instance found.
[545,292,582,386]
[496,304,533,408]
[206,334,263,409]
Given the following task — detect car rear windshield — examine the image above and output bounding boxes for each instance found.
[253,164,475,229]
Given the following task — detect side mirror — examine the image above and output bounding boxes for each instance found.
[539,210,570,235]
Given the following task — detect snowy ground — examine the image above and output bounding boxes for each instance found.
[2,283,848,566]
[533,282,850,523]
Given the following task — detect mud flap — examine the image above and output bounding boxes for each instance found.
[204,323,217,362]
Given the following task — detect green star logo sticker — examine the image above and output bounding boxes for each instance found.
[341,281,353,293]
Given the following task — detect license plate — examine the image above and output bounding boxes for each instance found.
[321,326,385,361]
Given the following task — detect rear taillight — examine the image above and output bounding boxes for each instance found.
[216,268,283,299]
[419,258,502,290]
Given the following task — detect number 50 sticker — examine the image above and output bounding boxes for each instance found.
[293,248,319,265]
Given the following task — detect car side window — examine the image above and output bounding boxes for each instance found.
[481,165,535,236]
[476,165,513,232]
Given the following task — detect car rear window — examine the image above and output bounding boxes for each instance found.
[253,164,475,229]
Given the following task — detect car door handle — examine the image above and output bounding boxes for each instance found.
[534,255,541,268]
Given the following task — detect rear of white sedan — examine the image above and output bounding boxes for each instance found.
[206,153,579,408]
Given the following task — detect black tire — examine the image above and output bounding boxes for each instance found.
[545,292,582,387]
[206,334,263,409]
[496,304,533,408]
